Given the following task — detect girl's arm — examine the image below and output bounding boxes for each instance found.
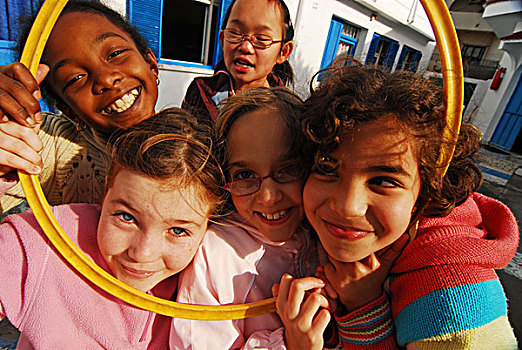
[272,274,331,350]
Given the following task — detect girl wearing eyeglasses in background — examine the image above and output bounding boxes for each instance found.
[170,87,321,349]
[182,0,294,125]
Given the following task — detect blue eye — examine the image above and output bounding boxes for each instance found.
[170,227,188,236]
[116,212,135,223]
[233,170,256,180]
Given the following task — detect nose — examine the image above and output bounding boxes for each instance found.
[92,66,123,94]
[256,178,283,205]
[329,180,367,218]
[237,37,255,53]
[128,230,161,263]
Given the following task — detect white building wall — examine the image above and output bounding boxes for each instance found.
[105,0,436,106]
[291,0,436,97]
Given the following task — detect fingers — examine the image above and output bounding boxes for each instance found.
[286,277,325,319]
[0,62,43,126]
[0,122,43,175]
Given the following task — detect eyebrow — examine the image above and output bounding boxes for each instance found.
[109,198,204,227]
[50,32,129,74]
[228,19,275,33]
[366,165,410,176]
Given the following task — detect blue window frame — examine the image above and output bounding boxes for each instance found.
[365,33,399,71]
[0,0,44,63]
[128,0,231,68]
[321,18,361,70]
[396,45,422,72]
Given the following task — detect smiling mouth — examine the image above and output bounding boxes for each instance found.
[121,265,155,279]
[103,87,141,115]
[258,208,290,221]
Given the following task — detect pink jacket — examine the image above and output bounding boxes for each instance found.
[171,214,319,349]
[0,178,176,349]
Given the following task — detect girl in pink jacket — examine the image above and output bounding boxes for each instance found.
[0,108,224,349]
[172,87,320,349]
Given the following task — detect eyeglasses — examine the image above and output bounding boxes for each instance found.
[225,164,304,196]
[222,29,283,49]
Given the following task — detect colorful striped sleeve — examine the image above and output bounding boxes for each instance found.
[335,293,398,349]
[390,265,518,349]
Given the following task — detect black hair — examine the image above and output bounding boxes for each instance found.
[214,0,294,86]
[15,0,150,108]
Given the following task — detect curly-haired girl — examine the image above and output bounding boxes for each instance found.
[276,64,518,349]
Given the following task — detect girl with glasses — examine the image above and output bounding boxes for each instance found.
[170,87,319,349]
[182,0,294,125]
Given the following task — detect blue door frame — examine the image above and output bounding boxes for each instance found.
[490,73,522,151]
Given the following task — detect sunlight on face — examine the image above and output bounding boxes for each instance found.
[227,108,304,242]
[304,116,421,262]
[221,0,293,92]
[43,12,158,133]
[97,169,211,292]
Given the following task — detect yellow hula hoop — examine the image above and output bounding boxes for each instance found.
[18,0,462,319]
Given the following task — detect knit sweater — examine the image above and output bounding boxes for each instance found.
[335,193,519,349]
[0,112,108,216]
[181,70,285,125]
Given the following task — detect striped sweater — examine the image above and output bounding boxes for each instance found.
[335,192,519,349]
[0,112,108,216]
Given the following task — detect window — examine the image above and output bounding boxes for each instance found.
[461,44,486,65]
[321,18,361,69]
[127,0,232,67]
[365,33,399,71]
[396,45,422,72]
[0,0,44,64]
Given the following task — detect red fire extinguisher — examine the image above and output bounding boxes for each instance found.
[490,67,506,90]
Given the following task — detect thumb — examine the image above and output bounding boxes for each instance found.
[35,64,49,85]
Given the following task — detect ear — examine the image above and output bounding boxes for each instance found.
[144,48,159,77]
[219,30,225,48]
[277,41,294,64]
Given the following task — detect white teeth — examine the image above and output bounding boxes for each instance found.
[261,209,289,221]
[104,88,139,114]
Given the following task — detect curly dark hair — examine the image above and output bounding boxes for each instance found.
[303,63,482,218]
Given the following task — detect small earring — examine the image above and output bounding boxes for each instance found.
[156,76,160,86]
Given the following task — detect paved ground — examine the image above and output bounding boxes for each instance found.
[1,147,521,347]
